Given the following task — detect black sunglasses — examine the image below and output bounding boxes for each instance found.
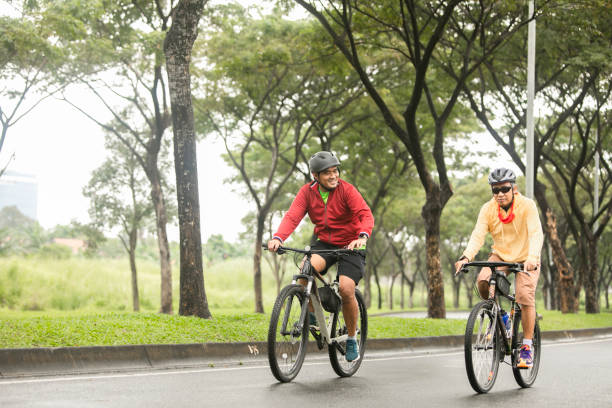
[492,186,512,195]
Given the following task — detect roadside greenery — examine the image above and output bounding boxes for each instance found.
[1,309,610,349]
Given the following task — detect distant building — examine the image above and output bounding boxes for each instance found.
[52,237,86,254]
[0,171,38,220]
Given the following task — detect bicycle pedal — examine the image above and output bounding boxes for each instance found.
[310,329,324,350]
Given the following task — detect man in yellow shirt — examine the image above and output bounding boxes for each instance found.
[455,168,544,368]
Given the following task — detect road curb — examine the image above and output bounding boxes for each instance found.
[1,327,611,378]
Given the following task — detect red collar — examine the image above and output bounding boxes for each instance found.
[497,199,515,224]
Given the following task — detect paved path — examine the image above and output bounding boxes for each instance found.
[374,310,470,319]
[1,337,610,407]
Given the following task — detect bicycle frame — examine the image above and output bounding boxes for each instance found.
[287,257,342,347]
[463,261,524,356]
[488,276,520,356]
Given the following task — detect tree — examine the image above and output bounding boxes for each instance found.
[54,0,177,314]
[164,0,211,318]
[199,9,366,313]
[541,90,612,313]
[0,3,69,175]
[0,205,46,255]
[83,137,154,312]
[461,0,612,312]
[294,0,532,317]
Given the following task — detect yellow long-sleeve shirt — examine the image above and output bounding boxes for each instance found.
[463,192,544,264]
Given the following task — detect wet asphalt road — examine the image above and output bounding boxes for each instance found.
[1,337,611,408]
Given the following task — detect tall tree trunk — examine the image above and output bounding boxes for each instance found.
[543,242,558,310]
[128,229,140,312]
[453,278,460,310]
[389,272,398,310]
[534,182,578,313]
[164,0,211,318]
[465,280,473,309]
[422,192,446,318]
[584,238,600,313]
[400,273,405,309]
[253,215,265,313]
[149,167,173,314]
[364,269,372,308]
[373,266,382,309]
[408,282,415,309]
[546,209,578,313]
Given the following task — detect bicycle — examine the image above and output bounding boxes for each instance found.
[458,261,542,393]
[264,245,368,383]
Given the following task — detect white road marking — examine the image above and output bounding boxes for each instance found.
[1,337,610,386]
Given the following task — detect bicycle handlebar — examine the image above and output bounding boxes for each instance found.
[262,244,365,257]
[459,261,525,275]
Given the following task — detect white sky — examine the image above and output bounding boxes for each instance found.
[2,93,250,243]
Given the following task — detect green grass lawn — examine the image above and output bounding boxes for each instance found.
[1,308,609,349]
[1,256,610,348]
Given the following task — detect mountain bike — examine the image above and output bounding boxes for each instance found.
[458,261,541,393]
[265,245,367,383]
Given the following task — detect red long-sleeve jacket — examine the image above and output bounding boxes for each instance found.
[273,179,374,247]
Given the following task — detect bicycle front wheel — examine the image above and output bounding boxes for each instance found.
[328,288,367,377]
[464,300,501,394]
[511,311,541,388]
[267,284,308,382]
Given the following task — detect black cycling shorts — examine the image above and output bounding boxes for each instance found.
[310,240,366,285]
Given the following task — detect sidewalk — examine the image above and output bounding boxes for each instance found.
[2,327,611,378]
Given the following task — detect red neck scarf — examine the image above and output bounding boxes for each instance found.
[498,199,515,224]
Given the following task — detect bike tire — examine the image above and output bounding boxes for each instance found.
[267,284,308,382]
[328,288,367,377]
[511,311,541,388]
[464,300,501,394]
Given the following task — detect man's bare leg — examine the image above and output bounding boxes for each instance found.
[339,275,358,336]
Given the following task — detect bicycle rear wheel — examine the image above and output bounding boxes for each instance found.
[511,311,541,387]
[464,300,501,393]
[267,284,308,382]
[328,288,367,377]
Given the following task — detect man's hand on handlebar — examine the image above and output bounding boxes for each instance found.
[347,237,367,250]
[524,261,539,272]
[267,239,282,252]
[454,257,469,276]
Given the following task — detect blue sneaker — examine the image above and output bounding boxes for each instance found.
[346,339,359,362]
[517,344,533,369]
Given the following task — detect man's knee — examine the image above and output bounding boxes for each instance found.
[338,277,356,301]
[310,254,327,273]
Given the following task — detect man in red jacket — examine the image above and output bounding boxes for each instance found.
[267,151,374,361]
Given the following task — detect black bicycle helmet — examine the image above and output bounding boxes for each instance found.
[309,151,341,173]
[488,168,516,185]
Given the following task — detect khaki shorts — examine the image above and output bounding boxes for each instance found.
[477,253,539,306]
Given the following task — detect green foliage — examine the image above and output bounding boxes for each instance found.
[203,234,249,263]
[83,136,155,253]
[0,206,47,255]
[0,263,22,308]
[37,243,72,259]
[0,256,284,312]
